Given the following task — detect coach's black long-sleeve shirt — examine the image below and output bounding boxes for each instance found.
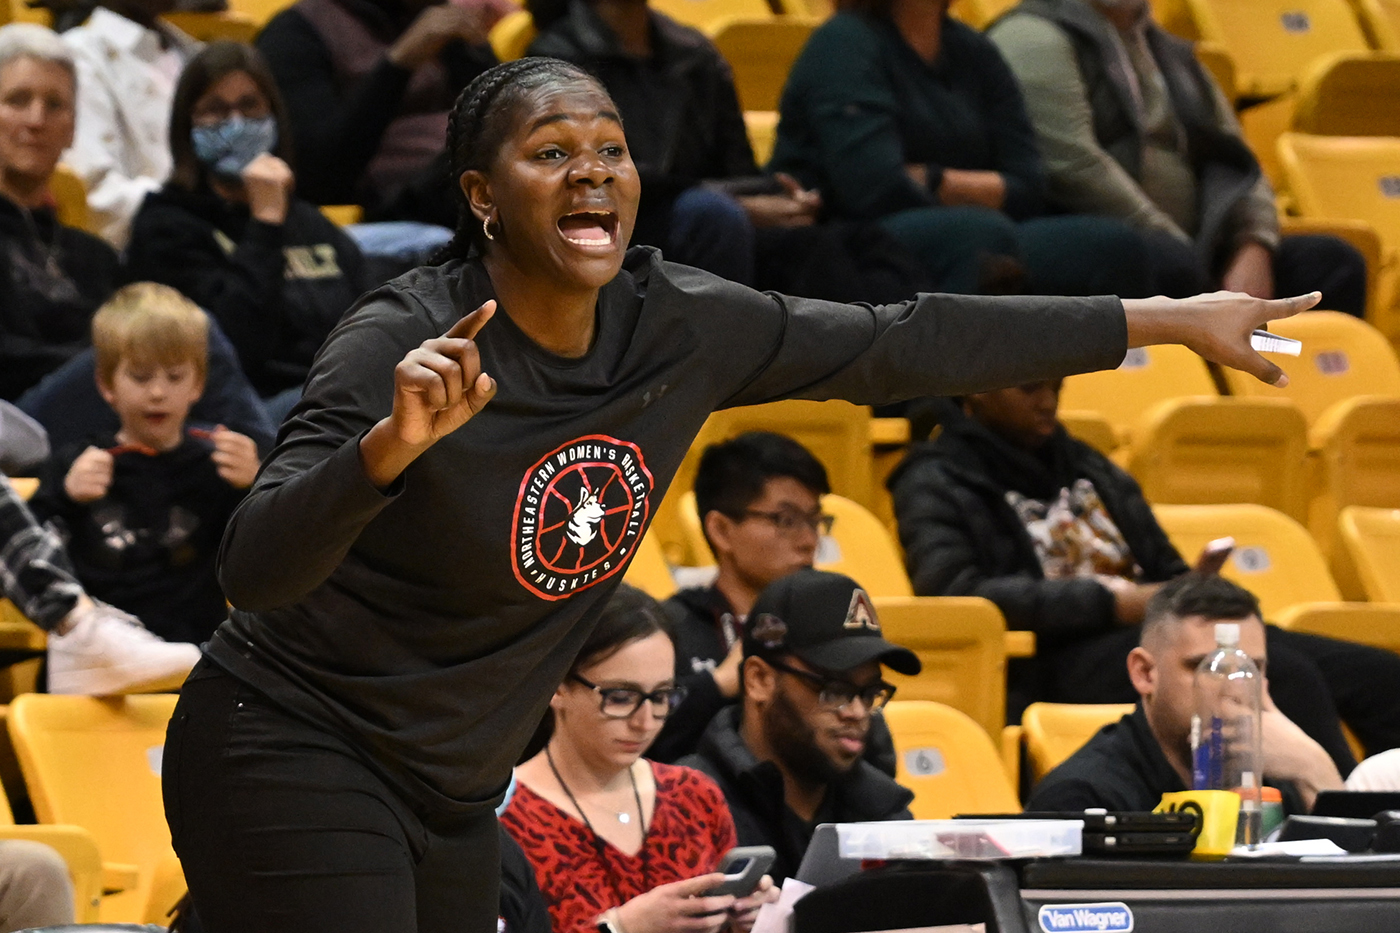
[209,247,1127,812]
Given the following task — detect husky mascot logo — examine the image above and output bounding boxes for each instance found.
[512,435,654,600]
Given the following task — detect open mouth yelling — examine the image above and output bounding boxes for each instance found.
[558,210,619,249]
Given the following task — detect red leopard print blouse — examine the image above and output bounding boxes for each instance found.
[501,762,738,933]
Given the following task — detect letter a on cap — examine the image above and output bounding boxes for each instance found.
[844,588,879,632]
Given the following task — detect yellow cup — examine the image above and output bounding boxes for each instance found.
[1156,790,1241,858]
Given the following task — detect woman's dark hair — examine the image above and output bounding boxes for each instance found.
[167,41,295,192]
[570,583,675,676]
[518,584,675,761]
[436,57,605,262]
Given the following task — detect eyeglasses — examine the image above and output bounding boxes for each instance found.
[569,674,688,719]
[741,508,836,537]
[764,658,896,712]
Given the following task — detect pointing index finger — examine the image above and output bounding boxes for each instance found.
[445,299,496,340]
[1261,291,1320,325]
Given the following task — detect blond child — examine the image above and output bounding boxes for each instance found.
[30,283,261,645]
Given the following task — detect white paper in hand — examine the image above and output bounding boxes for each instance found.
[752,879,815,933]
[1250,330,1302,355]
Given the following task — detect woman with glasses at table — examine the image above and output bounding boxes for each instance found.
[502,584,777,933]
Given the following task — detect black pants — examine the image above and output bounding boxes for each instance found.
[1145,231,1368,317]
[163,661,501,933]
[1031,625,1400,777]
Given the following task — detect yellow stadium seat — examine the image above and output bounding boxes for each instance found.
[1154,503,1341,617]
[949,0,1018,28]
[1279,217,1385,323]
[9,694,184,925]
[319,204,364,226]
[874,596,1008,741]
[744,110,778,167]
[622,532,677,600]
[1058,344,1217,448]
[226,0,296,26]
[490,9,537,62]
[1241,91,1296,187]
[6,478,37,501]
[1057,410,1119,456]
[47,165,90,235]
[1275,601,1400,653]
[1294,51,1400,135]
[1349,0,1400,48]
[649,0,772,30]
[1022,702,1135,785]
[1309,396,1400,583]
[1220,311,1400,424]
[1277,134,1400,344]
[702,399,875,508]
[708,16,818,112]
[1126,396,1310,522]
[1196,41,1238,100]
[1338,505,1400,601]
[817,494,913,597]
[1180,0,1371,99]
[883,700,1020,819]
[161,10,258,41]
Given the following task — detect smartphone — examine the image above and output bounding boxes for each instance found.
[704,845,776,897]
[1195,536,1235,576]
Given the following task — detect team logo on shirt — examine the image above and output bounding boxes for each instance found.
[511,435,654,601]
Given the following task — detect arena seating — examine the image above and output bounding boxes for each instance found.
[882,700,1021,819]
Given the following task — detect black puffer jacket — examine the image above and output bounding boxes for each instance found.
[888,402,1188,646]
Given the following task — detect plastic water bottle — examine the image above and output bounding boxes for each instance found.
[1190,622,1264,848]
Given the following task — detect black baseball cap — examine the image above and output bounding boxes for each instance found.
[743,569,921,676]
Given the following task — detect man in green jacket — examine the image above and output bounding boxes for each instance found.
[988,0,1365,313]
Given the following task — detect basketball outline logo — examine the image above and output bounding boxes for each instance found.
[511,434,654,601]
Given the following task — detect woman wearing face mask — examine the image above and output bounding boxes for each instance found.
[126,41,369,423]
[504,585,775,933]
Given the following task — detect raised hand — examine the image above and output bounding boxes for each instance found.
[242,153,295,226]
[360,301,497,489]
[1123,291,1321,387]
[64,446,114,503]
[388,4,488,69]
[210,425,261,489]
[614,873,737,933]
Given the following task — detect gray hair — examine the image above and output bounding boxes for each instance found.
[0,23,76,85]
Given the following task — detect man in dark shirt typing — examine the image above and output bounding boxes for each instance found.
[1030,574,1344,813]
[680,569,918,882]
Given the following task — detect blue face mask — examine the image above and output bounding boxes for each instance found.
[191,115,279,179]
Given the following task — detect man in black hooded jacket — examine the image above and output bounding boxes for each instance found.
[888,382,1400,765]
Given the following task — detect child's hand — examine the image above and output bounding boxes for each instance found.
[64,446,114,503]
[210,426,261,489]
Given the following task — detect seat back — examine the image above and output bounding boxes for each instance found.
[709,16,818,111]
[1275,602,1400,654]
[47,165,90,235]
[818,495,913,597]
[489,9,537,61]
[874,597,1007,739]
[1338,506,1400,601]
[1182,0,1370,98]
[1294,52,1400,135]
[649,0,772,29]
[1349,0,1400,49]
[744,109,779,166]
[1058,345,1217,446]
[228,0,296,25]
[9,694,181,924]
[1126,397,1310,522]
[622,531,677,600]
[882,701,1019,819]
[1309,396,1400,583]
[1220,311,1400,425]
[1154,503,1342,617]
[1021,702,1136,785]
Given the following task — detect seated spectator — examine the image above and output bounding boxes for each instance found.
[502,585,775,933]
[0,24,120,402]
[526,0,822,287]
[255,0,499,224]
[29,283,260,646]
[680,569,919,883]
[1030,574,1344,812]
[987,0,1366,311]
[126,41,370,422]
[766,0,1151,297]
[0,840,74,932]
[1,472,201,694]
[56,0,201,249]
[651,431,831,762]
[887,384,1400,763]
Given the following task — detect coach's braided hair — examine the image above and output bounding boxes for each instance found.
[436,57,606,263]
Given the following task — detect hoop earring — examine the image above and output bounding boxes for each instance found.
[482,215,496,242]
